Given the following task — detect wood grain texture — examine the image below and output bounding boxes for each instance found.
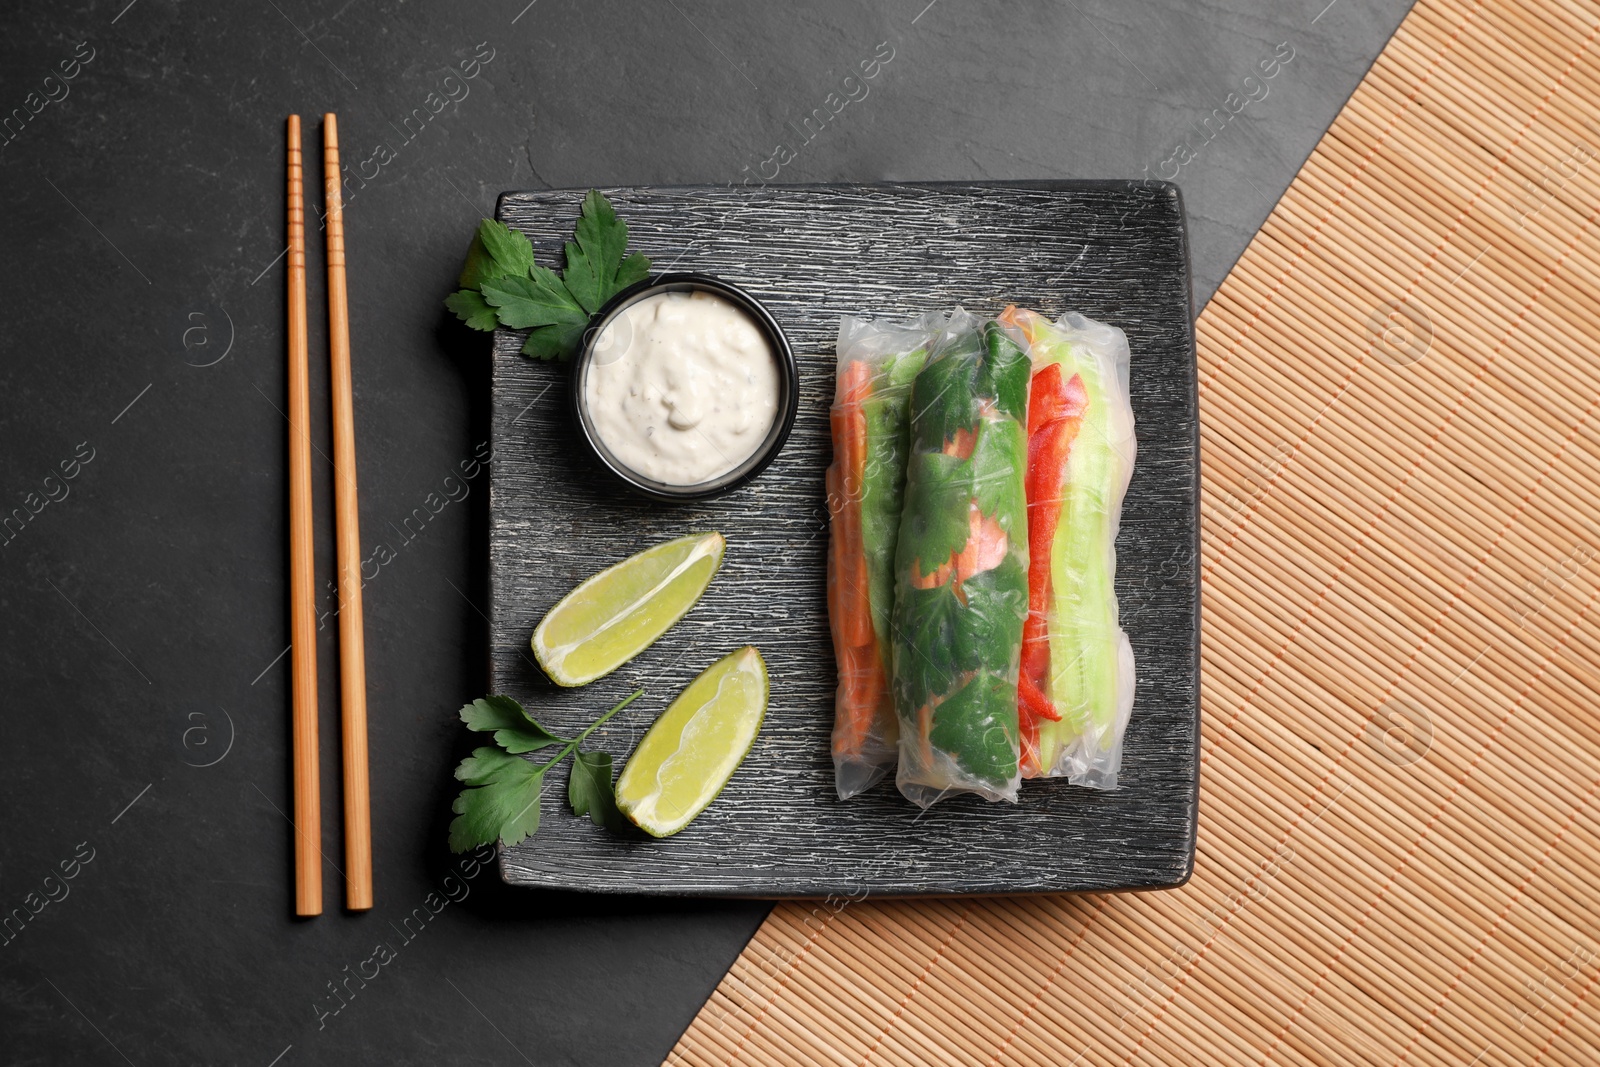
[488,182,1199,896]
[285,114,321,917]
[322,112,373,912]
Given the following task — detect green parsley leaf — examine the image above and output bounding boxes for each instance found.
[449,746,546,851]
[458,235,499,289]
[463,218,535,287]
[445,289,499,331]
[926,672,1019,787]
[614,251,651,291]
[447,688,646,853]
[481,268,588,331]
[913,331,983,446]
[521,321,588,361]
[574,190,628,288]
[890,555,1026,718]
[969,420,1028,535]
[567,749,628,831]
[458,695,570,754]
[566,189,650,313]
[899,450,974,571]
[562,239,604,315]
[444,191,652,361]
[952,556,1029,675]
[892,576,962,711]
[981,321,1031,424]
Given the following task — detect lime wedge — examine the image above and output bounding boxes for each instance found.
[615,646,768,838]
[532,532,725,687]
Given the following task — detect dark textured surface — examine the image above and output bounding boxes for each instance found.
[492,183,1199,896]
[0,1,1413,1063]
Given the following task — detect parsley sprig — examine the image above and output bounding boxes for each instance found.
[444,189,651,361]
[447,689,641,852]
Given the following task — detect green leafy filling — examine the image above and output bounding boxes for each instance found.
[893,576,964,709]
[890,317,1032,784]
[858,348,926,658]
[908,344,980,452]
[898,451,973,577]
[893,555,1026,716]
[981,320,1031,423]
[968,419,1028,535]
[927,673,1020,786]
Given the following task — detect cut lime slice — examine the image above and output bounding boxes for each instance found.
[532,532,725,687]
[615,646,768,838]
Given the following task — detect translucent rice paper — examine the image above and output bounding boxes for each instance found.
[1002,307,1137,789]
[891,309,1031,807]
[826,313,942,799]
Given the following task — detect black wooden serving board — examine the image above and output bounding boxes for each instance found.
[488,182,1199,897]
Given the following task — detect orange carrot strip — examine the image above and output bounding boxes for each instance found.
[829,360,884,756]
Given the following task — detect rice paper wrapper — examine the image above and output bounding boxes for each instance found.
[891,309,1030,806]
[826,313,943,799]
[1005,308,1138,789]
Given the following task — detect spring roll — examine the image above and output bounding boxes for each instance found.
[827,316,936,798]
[1001,307,1137,788]
[892,311,1031,806]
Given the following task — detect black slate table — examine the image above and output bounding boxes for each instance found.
[0,2,1412,1064]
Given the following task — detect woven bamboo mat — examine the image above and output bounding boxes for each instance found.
[665,0,1600,1063]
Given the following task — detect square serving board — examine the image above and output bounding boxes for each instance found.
[488,182,1199,897]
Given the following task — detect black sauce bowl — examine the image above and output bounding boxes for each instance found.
[570,273,799,503]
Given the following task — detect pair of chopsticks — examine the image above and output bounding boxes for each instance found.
[287,113,372,916]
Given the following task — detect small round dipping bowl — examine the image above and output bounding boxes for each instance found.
[570,273,799,503]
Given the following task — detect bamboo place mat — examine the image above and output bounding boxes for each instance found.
[666,0,1600,1063]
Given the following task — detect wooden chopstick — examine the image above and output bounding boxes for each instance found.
[323,113,374,912]
[286,114,322,918]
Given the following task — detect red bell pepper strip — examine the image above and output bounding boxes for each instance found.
[1015,360,1088,776]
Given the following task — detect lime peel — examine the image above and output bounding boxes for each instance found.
[615,646,768,838]
[532,532,725,687]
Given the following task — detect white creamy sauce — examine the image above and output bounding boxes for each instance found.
[584,290,779,486]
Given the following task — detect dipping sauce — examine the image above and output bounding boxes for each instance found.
[583,290,780,486]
